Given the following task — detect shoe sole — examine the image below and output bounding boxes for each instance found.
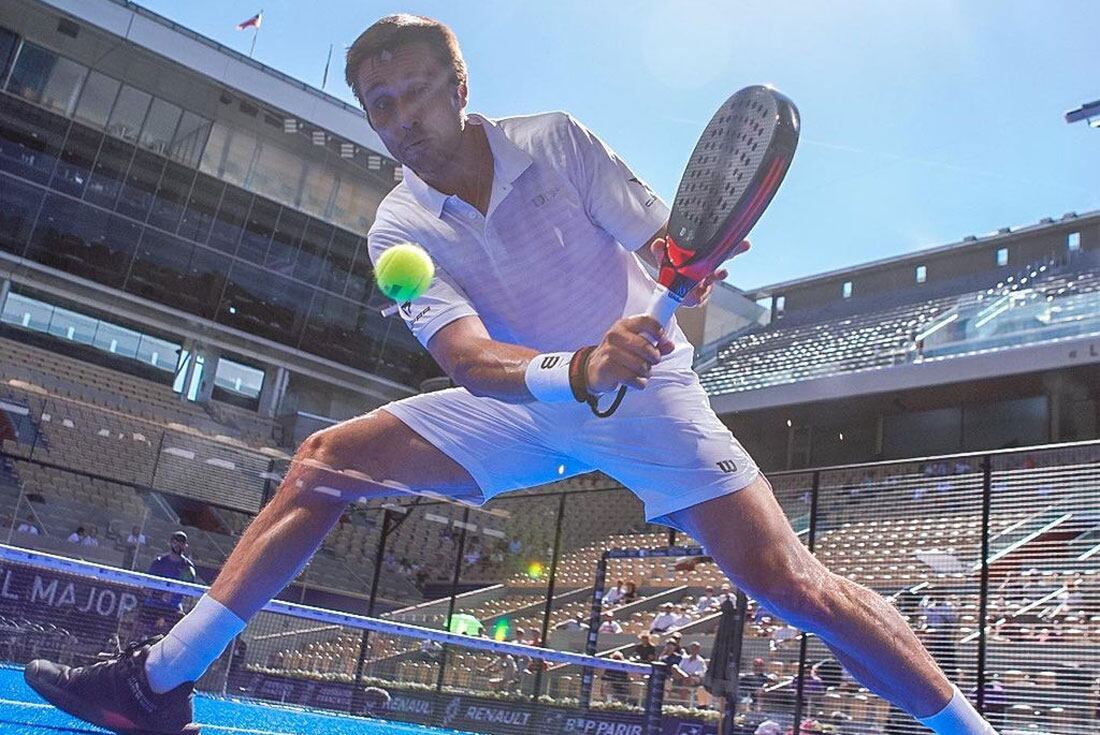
[24,661,202,735]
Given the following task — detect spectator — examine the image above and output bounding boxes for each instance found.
[125,525,147,569]
[631,632,656,663]
[476,652,518,691]
[598,611,623,634]
[672,604,694,629]
[82,526,100,547]
[696,585,717,612]
[555,613,588,631]
[769,621,799,652]
[16,516,39,535]
[672,641,709,705]
[658,638,682,668]
[603,579,628,606]
[739,657,771,704]
[67,526,87,544]
[141,531,197,635]
[601,651,632,703]
[649,603,677,633]
[621,580,638,604]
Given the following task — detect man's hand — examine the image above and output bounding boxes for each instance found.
[649,237,744,308]
[586,316,675,394]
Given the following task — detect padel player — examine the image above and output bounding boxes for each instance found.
[25,14,998,735]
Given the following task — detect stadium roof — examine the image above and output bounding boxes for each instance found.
[37,0,387,156]
[743,209,1098,298]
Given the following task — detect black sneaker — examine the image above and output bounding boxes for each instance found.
[24,636,201,734]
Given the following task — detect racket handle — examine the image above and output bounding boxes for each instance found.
[645,287,682,328]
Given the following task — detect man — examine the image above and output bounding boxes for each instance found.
[598,611,623,634]
[649,602,678,634]
[603,578,628,606]
[739,657,772,705]
[125,525,147,569]
[139,531,198,638]
[672,641,709,706]
[630,632,657,663]
[66,526,86,544]
[24,14,997,735]
[696,585,718,612]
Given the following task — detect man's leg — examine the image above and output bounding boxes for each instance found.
[24,408,481,732]
[146,408,481,688]
[667,473,994,733]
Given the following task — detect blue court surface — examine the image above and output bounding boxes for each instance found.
[0,666,485,735]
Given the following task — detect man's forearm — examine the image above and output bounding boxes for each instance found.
[448,338,541,403]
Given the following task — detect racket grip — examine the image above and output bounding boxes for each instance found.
[645,287,682,329]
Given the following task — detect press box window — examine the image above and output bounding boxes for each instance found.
[996,248,1008,267]
[916,265,927,284]
[1068,232,1080,252]
[842,281,853,299]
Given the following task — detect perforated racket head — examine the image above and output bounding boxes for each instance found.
[664,86,799,278]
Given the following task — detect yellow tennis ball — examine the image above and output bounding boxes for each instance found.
[375,243,434,302]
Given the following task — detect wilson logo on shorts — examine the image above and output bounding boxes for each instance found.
[716,460,738,473]
[541,356,562,370]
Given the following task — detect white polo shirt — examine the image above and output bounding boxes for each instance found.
[367,112,692,369]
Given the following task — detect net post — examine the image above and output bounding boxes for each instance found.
[719,590,749,735]
[435,506,471,694]
[532,491,568,699]
[976,454,993,713]
[791,469,821,735]
[643,661,669,735]
[351,506,394,714]
[579,549,609,708]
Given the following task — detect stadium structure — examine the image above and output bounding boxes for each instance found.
[0,1,1097,735]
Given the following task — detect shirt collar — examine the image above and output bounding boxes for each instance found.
[401,113,534,219]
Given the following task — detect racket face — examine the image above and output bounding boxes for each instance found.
[666,86,799,273]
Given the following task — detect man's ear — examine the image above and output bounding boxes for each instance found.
[454,80,469,110]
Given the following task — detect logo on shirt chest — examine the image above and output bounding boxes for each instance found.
[530,186,561,208]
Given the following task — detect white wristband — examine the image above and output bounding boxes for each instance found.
[524,352,575,402]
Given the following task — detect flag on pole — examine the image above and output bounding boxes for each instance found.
[236,12,262,31]
[321,43,334,90]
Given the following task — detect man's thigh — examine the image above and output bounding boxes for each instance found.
[375,387,593,504]
[570,369,759,526]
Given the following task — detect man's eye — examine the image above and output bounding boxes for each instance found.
[372,97,391,112]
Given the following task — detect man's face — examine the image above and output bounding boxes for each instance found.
[171,538,186,555]
[355,42,464,177]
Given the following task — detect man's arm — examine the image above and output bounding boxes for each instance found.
[427,314,674,403]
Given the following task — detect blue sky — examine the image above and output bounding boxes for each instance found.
[137,1,1099,291]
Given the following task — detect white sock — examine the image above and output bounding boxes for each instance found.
[144,594,246,693]
[918,686,999,735]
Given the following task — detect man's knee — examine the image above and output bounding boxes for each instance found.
[751,561,835,632]
[280,419,387,503]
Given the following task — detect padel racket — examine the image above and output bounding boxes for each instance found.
[598,85,800,416]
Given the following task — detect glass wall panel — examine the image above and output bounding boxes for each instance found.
[27,194,140,288]
[292,217,331,286]
[208,187,250,255]
[218,260,310,344]
[148,160,195,232]
[298,292,362,365]
[185,246,231,320]
[213,357,264,399]
[198,121,229,177]
[135,333,181,372]
[106,84,151,142]
[251,141,302,207]
[170,111,210,168]
[83,135,133,209]
[0,94,68,183]
[125,228,194,305]
[92,320,143,358]
[346,239,374,303]
[0,172,43,256]
[177,171,222,243]
[73,70,119,129]
[321,229,357,295]
[139,97,181,154]
[50,123,101,198]
[45,304,97,345]
[6,43,54,107]
[266,208,304,275]
[40,55,86,117]
[299,163,335,220]
[0,292,52,331]
[116,147,164,221]
[236,196,278,264]
[0,28,17,80]
[329,175,376,235]
[221,128,257,187]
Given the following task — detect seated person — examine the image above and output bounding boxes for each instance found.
[601,651,633,703]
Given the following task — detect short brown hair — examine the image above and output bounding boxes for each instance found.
[345,14,467,105]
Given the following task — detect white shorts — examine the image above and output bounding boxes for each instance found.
[382,367,759,527]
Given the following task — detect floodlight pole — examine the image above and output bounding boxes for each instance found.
[1065,98,1100,126]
